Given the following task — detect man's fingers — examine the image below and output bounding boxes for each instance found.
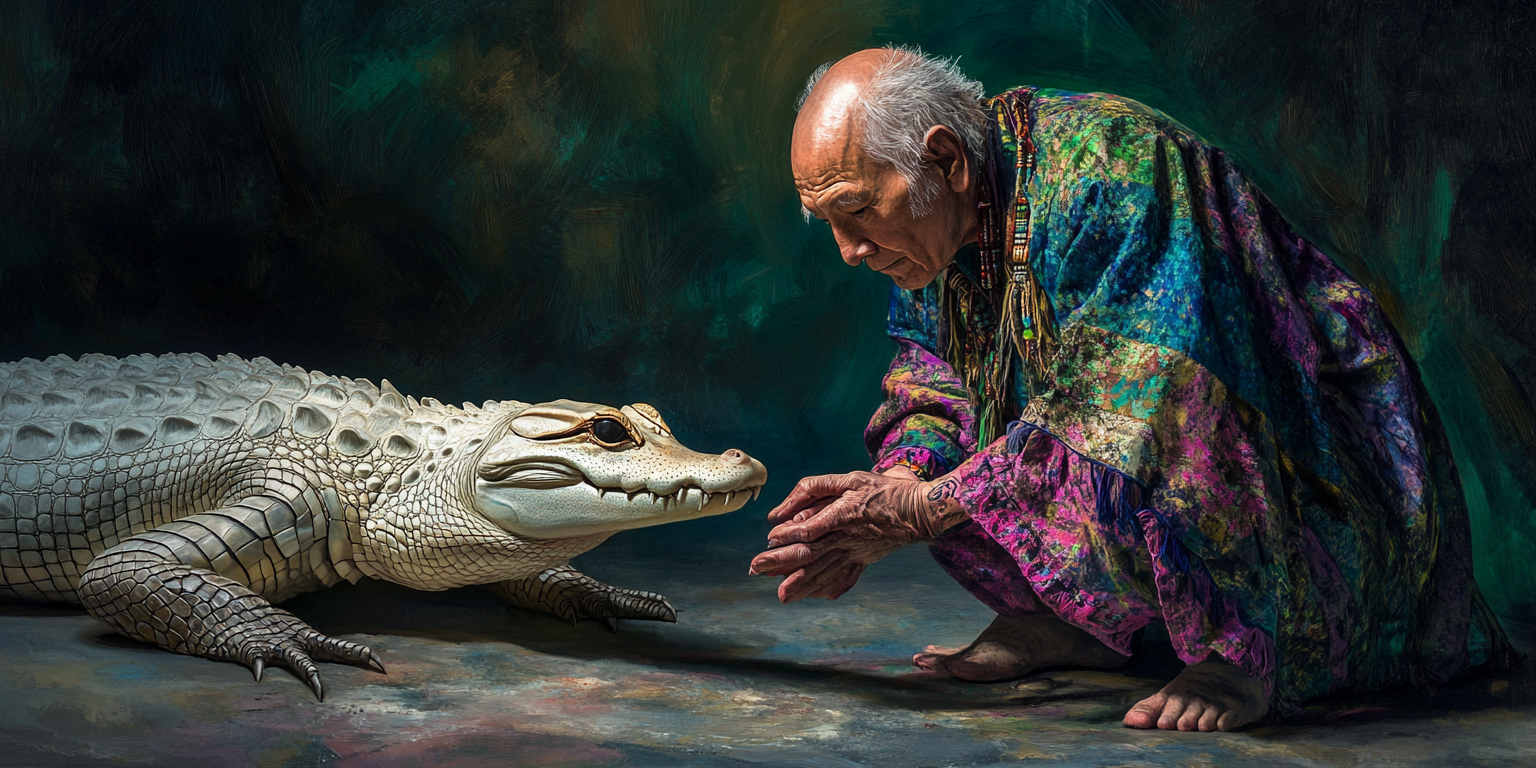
[815,562,865,600]
[798,561,864,601]
[776,551,851,603]
[767,496,861,546]
[788,496,838,525]
[765,473,846,521]
[750,539,842,576]
[766,473,864,522]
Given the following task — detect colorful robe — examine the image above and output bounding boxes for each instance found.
[866,87,1511,716]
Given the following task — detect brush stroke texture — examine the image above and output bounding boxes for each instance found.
[0,0,1531,622]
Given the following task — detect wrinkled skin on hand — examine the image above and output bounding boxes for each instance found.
[750,469,965,602]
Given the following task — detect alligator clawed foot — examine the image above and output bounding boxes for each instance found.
[491,567,678,631]
[574,585,678,632]
[228,612,383,701]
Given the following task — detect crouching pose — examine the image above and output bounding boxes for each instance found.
[752,47,1512,731]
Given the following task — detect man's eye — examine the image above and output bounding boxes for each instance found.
[850,206,870,217]
[590,418,631,446]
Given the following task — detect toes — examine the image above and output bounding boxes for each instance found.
[223,615,369,698]
[653,599,678,623]
[593,589,676,624]
[912,652,942,670]
[1157,696,1188,730]
[1177,701,1203,731]
[277,644,325,701]
[630,593,676,623]
[1216,710,1237,732]
[1199,707,1220,732]
[300,629,376,669]
[1122,694,1164,729]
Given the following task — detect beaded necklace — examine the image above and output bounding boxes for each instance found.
[939,87,1057,447]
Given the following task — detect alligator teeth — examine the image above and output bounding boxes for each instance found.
[597,484,763,507]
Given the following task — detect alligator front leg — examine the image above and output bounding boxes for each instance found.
[488,566,677,632]
[77,497,382,700]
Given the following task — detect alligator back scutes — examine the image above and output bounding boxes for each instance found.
[0,353,477,463]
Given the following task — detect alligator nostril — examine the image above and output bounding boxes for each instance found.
[720,449,749,466]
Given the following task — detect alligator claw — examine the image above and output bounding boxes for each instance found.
[492,568,681,632]
[220,611,377,700]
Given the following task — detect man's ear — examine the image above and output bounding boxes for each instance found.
[923,125,971,194]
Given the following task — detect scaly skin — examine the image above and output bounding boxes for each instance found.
[0,353,765,699]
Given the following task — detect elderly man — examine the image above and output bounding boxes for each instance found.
[751,47,1512,732]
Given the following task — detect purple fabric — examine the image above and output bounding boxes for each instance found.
[866,87,1510,716]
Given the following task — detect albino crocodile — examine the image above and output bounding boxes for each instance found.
[0,353,766,699]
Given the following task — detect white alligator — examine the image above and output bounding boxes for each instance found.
[0,353,767,699]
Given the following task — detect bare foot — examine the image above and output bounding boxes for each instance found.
[911,614,1127,682]
[1123,658,1268,732]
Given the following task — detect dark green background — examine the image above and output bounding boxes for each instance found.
[2,0,1532,623]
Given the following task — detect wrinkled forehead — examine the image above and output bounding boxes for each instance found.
[791,122,864,182]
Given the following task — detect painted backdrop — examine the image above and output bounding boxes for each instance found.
[1,0,1532,629]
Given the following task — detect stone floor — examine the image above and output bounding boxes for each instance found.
[3,514,1535,767]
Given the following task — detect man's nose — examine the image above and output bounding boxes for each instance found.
[833,226,878,266]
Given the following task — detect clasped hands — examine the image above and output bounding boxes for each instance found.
[749,468,965,603]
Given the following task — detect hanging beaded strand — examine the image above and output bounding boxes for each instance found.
[939,87,1055,447]
[994,92,1057,398]
[943,131,1002,410]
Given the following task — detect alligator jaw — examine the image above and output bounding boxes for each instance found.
[597,482,765,511]
[476,475,765,538]
[473,400,769,538]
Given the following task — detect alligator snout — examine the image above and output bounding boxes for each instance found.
[720,449,751,467]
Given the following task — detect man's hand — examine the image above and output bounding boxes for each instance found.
[878,465,922,482]
[749,470,968,603]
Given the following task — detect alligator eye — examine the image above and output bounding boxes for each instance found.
[590,418,632,446]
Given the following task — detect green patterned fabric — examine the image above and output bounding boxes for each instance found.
[867,88,1513,716]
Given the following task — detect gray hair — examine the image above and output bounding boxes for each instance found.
[798,46,988,217]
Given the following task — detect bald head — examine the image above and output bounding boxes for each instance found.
[791,49,904,173]
[789,47,989,290]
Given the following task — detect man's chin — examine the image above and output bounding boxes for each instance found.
[891,269,942,290]
[872,255,942,290]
